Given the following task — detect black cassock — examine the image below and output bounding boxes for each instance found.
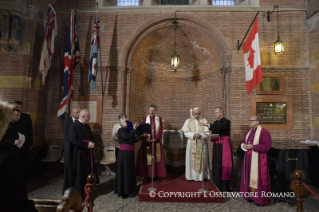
[0,121,20,157]
[62,117,75,194]
[0,140,37,212]
[16,112,33,154]
[67,120,100,199]
[209,117,236,190]
[115,127,141,197]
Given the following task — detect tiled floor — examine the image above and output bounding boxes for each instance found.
[26,173,319,212]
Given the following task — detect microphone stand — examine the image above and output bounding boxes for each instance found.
[148,115,157,192]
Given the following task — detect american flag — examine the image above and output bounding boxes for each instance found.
[57,9,81,120]
[39,4,57,85]
[88,10,100,93]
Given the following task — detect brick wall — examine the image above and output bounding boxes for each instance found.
[1,0,317,150]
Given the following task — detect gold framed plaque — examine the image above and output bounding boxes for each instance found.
[257,73,285,95]
[72,95,102,128]
[251,96,292,130]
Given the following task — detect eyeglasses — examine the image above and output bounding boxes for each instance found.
[249,120,257,122]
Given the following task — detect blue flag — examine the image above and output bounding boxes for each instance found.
[88,10,99,93]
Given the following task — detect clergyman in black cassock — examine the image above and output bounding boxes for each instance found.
[208,107,236,191]
[62,108,79,194]
[68,110,100,199]
[115,119,142,198]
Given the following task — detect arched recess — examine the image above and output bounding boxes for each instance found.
[121,13,232,128]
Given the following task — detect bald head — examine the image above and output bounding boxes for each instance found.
[71,108,80,119]
[79,109,90,124]
[249,115,261,129]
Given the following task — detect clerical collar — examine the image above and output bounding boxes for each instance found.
[72,117,76,122]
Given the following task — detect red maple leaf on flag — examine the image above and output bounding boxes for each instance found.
[247,46,255,69]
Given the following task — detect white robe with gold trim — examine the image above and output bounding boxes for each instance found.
[182,117,210,181]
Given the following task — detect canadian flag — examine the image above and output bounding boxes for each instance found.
[243,18,262,94]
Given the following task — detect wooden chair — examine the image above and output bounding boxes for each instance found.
[100,147,116,175]
[42,145,63,162]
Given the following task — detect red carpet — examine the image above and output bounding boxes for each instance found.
[138,176,224,203]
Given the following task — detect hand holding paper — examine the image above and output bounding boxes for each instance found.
[16,133,25,148]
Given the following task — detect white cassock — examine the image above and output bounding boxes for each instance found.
[182,117,210,181]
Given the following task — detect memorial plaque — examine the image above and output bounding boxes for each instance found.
[260,77,281,91]
[256,102,287,124]
[251,96,292,130]
[257,73,285,95]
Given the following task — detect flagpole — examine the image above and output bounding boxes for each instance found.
[74,5,84,96]
[236,12,259,52]
[53,3,64,85]
[96,3,104,96]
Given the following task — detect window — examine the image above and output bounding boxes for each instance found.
[212,0,235,5]
[117,0,139,6]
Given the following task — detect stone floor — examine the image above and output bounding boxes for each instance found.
[26,172,319,212]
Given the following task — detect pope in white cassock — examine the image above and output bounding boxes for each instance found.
[182,107,210,181]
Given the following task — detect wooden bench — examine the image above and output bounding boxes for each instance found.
[31,174,97,212]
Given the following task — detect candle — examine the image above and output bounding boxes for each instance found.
[190,109,192,117]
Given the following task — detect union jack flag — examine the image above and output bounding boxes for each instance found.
[39,4,57,85]
[88,10,100,93]
[57,9,81,120]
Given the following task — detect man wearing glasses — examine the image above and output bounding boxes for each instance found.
[240,115,272,206]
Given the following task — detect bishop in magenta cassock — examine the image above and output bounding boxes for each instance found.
[240,115,272,206]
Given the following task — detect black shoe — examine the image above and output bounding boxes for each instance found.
[154,177,161,183]
[128,192,136,197]
[122,194,128,199]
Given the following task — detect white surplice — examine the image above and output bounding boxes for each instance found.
[181,117,211,181]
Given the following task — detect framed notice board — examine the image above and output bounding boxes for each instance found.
[72,95,102,128]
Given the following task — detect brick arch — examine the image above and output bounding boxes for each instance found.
[121,13,232,69]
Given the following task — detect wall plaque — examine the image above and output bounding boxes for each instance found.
[257,73,285,95]
[72,96,102,128]
[256,102,287,124]
[251,96,292,130]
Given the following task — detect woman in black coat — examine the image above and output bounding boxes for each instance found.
[115,118,144,198]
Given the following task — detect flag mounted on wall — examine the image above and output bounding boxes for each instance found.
[57,9,81,120]
[242,18,263,95]
[88,9,100,93]
[39,4,57,85]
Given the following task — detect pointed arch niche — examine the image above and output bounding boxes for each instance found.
[124,14,231,129]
